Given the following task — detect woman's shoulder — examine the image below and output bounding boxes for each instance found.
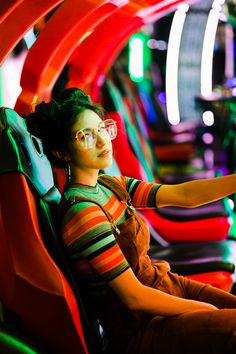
[59,185,101,218]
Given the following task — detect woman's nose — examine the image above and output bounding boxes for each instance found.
[96,133,106,146]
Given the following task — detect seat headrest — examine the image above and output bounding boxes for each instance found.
[0,107,58,197]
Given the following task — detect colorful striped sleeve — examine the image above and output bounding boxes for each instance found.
[114,176,162,208]
[62,201,130,281]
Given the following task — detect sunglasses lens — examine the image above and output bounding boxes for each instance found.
[77,130,96,150]
[75,120,117,150]
[104,119,117,140]
[86,132,95,148]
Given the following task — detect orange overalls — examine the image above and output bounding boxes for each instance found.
[62,175,236,354]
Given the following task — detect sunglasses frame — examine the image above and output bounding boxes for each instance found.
[73,119,117,150]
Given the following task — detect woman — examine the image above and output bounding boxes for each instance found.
[26,88,236,354]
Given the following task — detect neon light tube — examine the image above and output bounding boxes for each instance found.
[201,8,220,97]
[166,4,189,125]
[128,35,144,82]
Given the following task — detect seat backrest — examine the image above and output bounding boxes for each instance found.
[0,107,89,354]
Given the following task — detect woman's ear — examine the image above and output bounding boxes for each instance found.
[52,150,71,162]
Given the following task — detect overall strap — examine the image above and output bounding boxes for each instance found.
[98,175,130,202]
[98,175,135,212]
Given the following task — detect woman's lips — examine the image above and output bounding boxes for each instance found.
[98,149,111,157]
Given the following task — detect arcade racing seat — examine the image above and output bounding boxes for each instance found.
[0,107,236,354]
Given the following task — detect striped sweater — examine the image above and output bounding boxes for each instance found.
[60,175,161,295]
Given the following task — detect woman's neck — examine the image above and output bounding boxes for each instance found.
[69,168,99,187]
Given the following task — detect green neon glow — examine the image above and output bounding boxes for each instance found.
[0,332,38,354]
[128,34,144,82]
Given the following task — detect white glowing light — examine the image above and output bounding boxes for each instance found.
[201,0,226,97]
[23,28,36,49]
[128,36,144,82]
[109,0,129,6]
[228,198,235,210]
[0,50,27,107]
[166,5,189,125]
[212,0,226,8]
[202,110,215,126]
[178,3,190,12]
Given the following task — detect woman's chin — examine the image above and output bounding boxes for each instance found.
[100,157,113,169]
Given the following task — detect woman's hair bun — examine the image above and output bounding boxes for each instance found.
[24,87,104,167]
[26,100,61,140]
[59,87,92,106]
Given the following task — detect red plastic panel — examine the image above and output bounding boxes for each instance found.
[67,0,189,97]
[0,0,23,23]
[186,272,234,292]
[14,0,190,112]
[0,0,63,66]
[15,0,118,113]
[1,0,200,113]
[0,174,88,354]
[141,208,230,242]
[67,9,143,97]
[108,108,231,242]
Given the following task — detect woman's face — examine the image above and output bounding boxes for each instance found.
[67,109,113,172]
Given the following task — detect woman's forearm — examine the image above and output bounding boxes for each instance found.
[156,174,236,208]
[110,269,217,316]
[130,284,217,315]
